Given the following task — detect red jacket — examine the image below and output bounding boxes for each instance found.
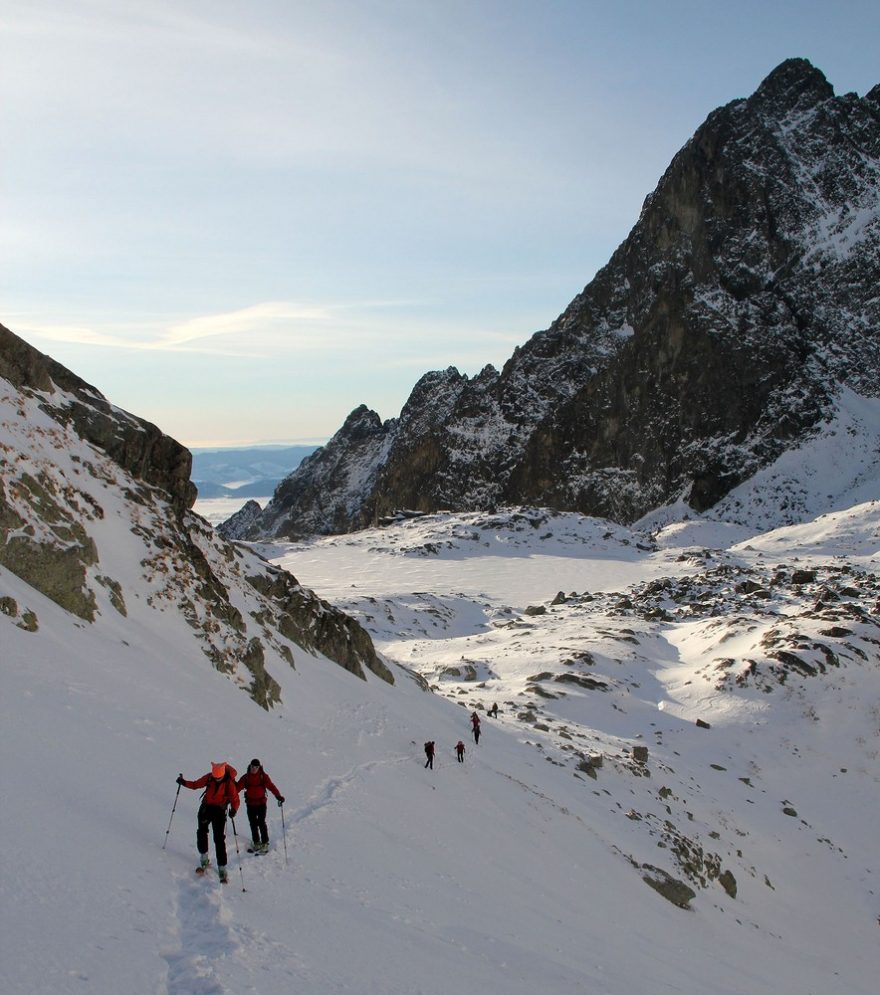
[235,768,281,806]
[183,773,240,814]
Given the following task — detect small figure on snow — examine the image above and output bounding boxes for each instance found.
[177,762,240,882]
[471,711,481,745]
[424,741,436,769]
[455,740,466,763]
[236,758,284,854]
[488,702,499,718]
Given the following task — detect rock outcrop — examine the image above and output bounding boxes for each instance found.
[239,59,880,540]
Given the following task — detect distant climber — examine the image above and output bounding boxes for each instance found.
[177,762,240,882]
[455,740,466,763]
[488,702,499,718]
[471,711,481,745]
[236,758,284,854]
[424,741,436,769]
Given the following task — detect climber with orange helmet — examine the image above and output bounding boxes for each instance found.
[177,762,240,882]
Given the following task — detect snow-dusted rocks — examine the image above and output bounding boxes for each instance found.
[0,322,196,513]
[0,324,392,702]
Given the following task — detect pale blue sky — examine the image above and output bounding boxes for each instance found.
[3,0,877,447]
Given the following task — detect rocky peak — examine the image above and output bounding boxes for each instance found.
[750,57,834,113]
[217,499,263,541]
[338,403,386,441]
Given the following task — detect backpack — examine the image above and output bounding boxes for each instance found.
[200,764,238,804]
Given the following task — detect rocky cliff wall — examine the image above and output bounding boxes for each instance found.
[232,59,880,540]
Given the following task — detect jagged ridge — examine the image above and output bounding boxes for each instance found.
[240,59,879,540]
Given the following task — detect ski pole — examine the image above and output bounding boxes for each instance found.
[280,802,289,867]
[162,778,182,850]
[229,811,247,892]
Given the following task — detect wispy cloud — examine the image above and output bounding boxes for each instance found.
[14,301,525,365]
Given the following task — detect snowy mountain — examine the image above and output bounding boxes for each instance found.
[236,59,880,541]
[3,320,879,993]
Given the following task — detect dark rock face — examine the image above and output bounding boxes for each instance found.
[238,59,879,540]
[217,499,264,540]
[256,405,390,537]
[0,323,197,514]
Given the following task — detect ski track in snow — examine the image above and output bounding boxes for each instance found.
[287,753,414,828]
[163,868,239,995]
[163,855,319,994]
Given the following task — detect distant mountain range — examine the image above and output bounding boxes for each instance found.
[224,59,879,541]
[191,445,318,499]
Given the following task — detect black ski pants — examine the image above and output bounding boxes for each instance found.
[246,802,269,846]
[197,803,228,866]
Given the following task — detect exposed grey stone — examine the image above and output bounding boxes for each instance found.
[791,569,818,585]
[642,866,697,909]
[718,869,738,899]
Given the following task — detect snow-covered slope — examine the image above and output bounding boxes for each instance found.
[5,483,877,993]
[268,504,879,995]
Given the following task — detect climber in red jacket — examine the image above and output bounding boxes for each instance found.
[236,758,285,854]
[177,762,240,881]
